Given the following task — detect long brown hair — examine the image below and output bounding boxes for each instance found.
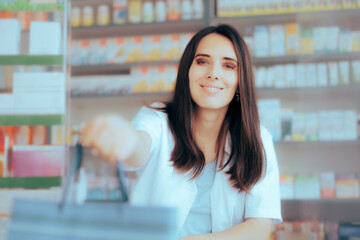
[157,24,266,193]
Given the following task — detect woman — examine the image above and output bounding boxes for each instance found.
[81,24,282,239]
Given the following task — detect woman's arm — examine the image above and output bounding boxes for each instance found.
[80,115,152,168]
[181,218,272,240]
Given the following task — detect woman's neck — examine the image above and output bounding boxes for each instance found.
[193,107,227,148]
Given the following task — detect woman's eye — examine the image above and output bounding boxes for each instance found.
[196,59,207,65]
[224,64,236,70]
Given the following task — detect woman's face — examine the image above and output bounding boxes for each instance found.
[189,33,238,112]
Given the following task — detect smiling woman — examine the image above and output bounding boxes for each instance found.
[80,24,282,240]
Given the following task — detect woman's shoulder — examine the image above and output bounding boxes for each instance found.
[260,125,273,143]
[132,102,168,124]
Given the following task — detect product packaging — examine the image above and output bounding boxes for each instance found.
[335,173,360,198]
[328,61,339,86]
[338,61,350,85]
[295,64,307,88]
[166,0,181,20]
[316,63,328,86]
[82,6,94,26]
[284,64,296,87]
[300,28,314,55]
[258,99,282,142]
[143,35,161,61]
[162,34,181,60]
[285,23,300,55]
[343,110,357,140]
[295,175,321,199]
[269,25,286,56]
[281,108,294,141]
[305,112,318,141]
[0,94,14,114]
[320,172,336,198]
[113,0,127,24]
[12,145,64,177]
[254,25,269,57]
[96,5,110,26]
[0,19,21,55]
[292,113,306,141]
[126,36,143,62]
[351,61,360,84]
[280,173,295,199]
[29,21,61,55]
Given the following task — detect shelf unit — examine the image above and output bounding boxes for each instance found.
[0,55,64,66]
[0,114,64,126]
[0,1,69,233]
[282,199,360,222]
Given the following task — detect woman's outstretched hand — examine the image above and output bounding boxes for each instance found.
[80,115,139,165]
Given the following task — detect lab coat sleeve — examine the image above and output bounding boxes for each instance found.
[131,103,165,156]
[244,126,282,224]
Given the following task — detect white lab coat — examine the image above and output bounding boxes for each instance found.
[129,104,282,234]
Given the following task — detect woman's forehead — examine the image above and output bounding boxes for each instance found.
[195,33,237,60]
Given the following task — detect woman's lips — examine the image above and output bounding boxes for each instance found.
[200,84,224,93]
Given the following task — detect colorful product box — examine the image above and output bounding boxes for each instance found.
[12,145,64,177]
[285,23,300,55]
[162,34,181,61]
[126,36,143,63]
[335,173,360,198]
[320,172,336,198]
[143,35,162,62]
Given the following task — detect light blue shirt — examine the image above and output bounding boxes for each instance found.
[180,161,217,237]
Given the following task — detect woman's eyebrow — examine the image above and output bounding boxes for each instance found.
[194,53,238,63]
[194,53,210,58]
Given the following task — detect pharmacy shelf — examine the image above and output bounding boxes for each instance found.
[282,199,360,222]
[0,55,63,66]
[0,1,64,11]
[275,140,360,145]
[71,60,179,76]
[257,84,360,91]
[71,91,172,98]
[0,177,61,189]
[251,52,360,66]
[212,8,360,26]
[72,19,205,39]
[0,114,64,126]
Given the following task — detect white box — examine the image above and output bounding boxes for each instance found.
[317,63,328,87]
[295,64,306,87]
[0,19,21,55]
[29,21,61,55]
[328,62,339,86]
[0,94,14,114]
[274,65,286,88]
[338,61,350,85]
[326,26,340,52]
[13,72,65,92]
[306,64,317,87]
[269,25,285,56]
[313,27,327,53]
[258,99,282,142]
[254,25,269,57]
[344,110,357,140]
[284,64,296,88]
[318,111,332,141]
[14,92,65,114]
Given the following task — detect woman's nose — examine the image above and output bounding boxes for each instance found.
[206,64,221,80]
